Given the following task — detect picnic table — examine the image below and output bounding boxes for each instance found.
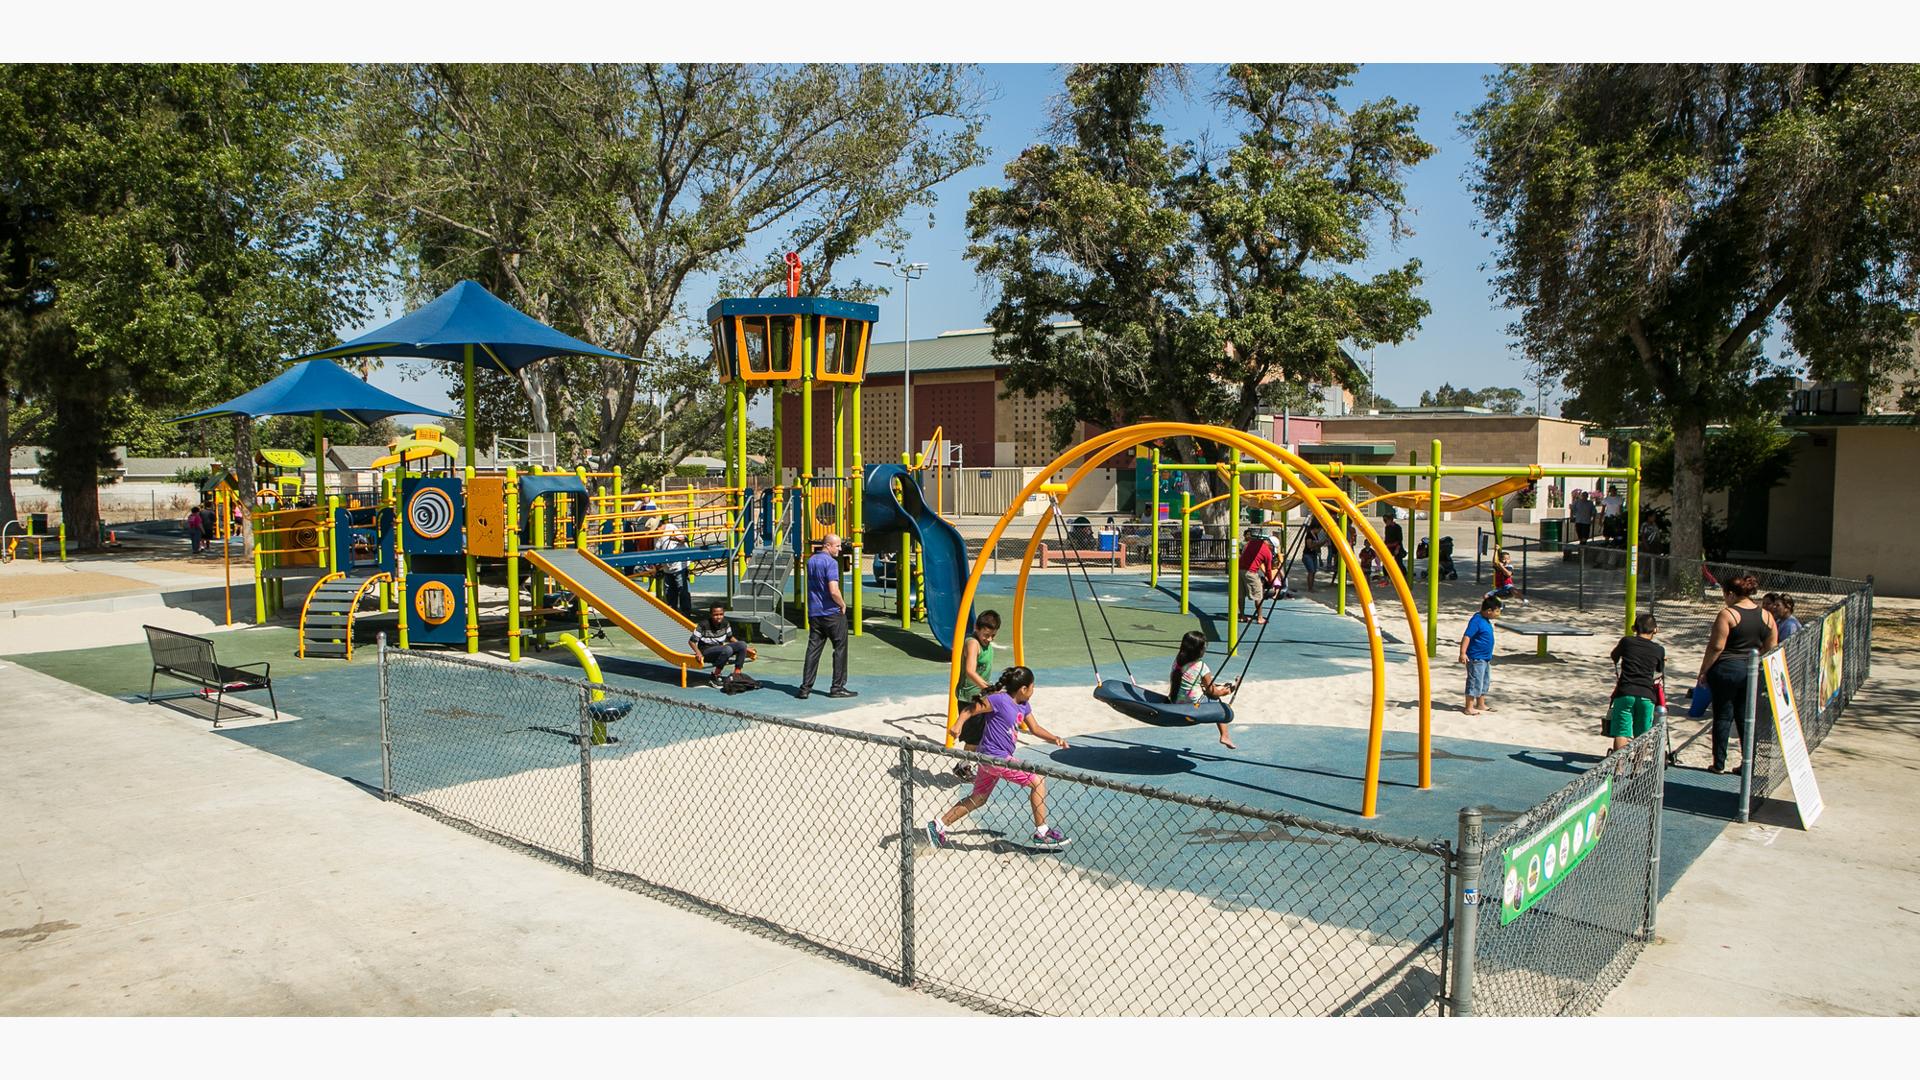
[1499,620,1595,657]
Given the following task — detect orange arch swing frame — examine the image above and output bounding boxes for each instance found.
[944,422,1431,819]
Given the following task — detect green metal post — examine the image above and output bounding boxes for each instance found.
[1493,495,1505,553]
[1179,487,1192,615]
[507,468,521,662]
[463,344,476,469]
[1427,439,1442,657]
[1336,508,1348,616]
[312,413,327,507]
[1228,459,1241,651]
[1149,448,1161,589]
[252,538,266,624]
[851,382,864,637]
[531,497,546,651]
[900,450,912,629]
[465,466,478,654]
[327,495,340,575]
[1625,440,1642,635]
[58,522,66,562]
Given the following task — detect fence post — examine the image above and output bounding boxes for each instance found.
[1644,719,1665,938]
[1448,806,1484,1017]
[578,690,595,875]
[898,744,916,987]
[1738,647,1760,823]
[377,632,393,801]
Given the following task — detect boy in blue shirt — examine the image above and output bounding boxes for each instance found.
[798,532,855,699]
[1458,596,1502,715]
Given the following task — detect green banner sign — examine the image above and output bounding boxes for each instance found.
[1500,776,1612,925]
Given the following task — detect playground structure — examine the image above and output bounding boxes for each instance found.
[1146,440,1646,655]
[947,421,1432,819]
[160,272,975,679]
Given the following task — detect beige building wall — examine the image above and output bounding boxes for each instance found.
[1829,427,1920,595]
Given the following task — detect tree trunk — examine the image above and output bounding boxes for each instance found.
[1667,416,1708,596]
[0,369,16,527]
[60,469,100,553]
[231,416,256,556]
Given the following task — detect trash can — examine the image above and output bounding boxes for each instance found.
[1540,518,1563,553]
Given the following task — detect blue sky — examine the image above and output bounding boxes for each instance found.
[366,64,1542,420]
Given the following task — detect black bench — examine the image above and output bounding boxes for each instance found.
[143,625,278,727]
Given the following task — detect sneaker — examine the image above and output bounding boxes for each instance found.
[925,819,947,849]
[953,763,976,781]
[795,688,811,699]
[827,688,858,699]
[1031,827,1072,850]
[709,673,726,688]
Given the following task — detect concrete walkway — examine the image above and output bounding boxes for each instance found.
[1602,603,1920,1016]
[0,661,967,1016]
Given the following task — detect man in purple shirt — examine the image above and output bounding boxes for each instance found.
[798,532,855,699]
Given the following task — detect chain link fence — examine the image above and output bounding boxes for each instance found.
[380,642,1455,1016]
[1453,723,1667,1016]
[377,642,1702,1016]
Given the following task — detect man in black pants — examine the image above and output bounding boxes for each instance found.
[798,532,856,699]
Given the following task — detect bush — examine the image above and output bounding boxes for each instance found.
[172,465,213,485]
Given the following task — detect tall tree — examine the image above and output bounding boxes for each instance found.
[1419,382,1527,413]
[337,63,986,471]
[1469,64,1920,575]
[0,64,384,546]
[967,64,1432,472]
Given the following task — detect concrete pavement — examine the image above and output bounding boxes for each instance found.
[0,661,967,1016]
[1601,601,1920,1016]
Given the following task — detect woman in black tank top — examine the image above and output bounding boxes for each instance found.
[1696,574,1779,773]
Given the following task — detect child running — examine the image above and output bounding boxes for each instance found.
[927,666,1072,851]
[1607,614,1665,753]
[1170,630,1237,749]
[950,610,1002,781]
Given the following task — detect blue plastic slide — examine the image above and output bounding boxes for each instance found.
[863,463,974,651]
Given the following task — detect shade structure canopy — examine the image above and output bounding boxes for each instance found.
[170,359,450,505]
[288,280,634,373]
[170,359,452,426]
[287,279,635,467]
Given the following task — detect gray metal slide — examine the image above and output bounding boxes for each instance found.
[524,546,701,669]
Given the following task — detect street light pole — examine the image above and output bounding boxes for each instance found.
[875,260,928,459]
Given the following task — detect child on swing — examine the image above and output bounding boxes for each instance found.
[1170,630,1237,749]
[927,666,1073,851]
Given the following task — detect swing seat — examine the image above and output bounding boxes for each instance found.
[1094,679,1233,727]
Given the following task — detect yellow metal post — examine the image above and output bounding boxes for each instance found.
[507,468,521,662]
[1427,440,1442,658]
[1625,440,1642,635]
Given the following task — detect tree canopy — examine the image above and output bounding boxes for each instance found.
[1417,382,1528,413]
[966,64,1433,465]
[1468,63,1920,572]
[0,64,385,543]
[336,63,986,471]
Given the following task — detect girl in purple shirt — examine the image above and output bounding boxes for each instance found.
[925,666,1073,851]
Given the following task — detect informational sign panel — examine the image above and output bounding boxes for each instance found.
[1762,650,1825,828]
[1819,608,1846,704]
[1500,776,1612,925]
